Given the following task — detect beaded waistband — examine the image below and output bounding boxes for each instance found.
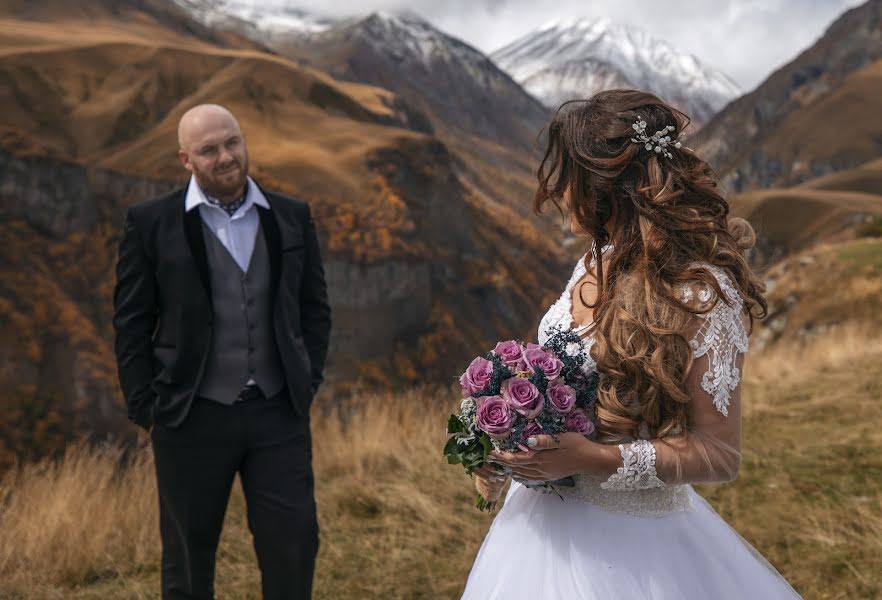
[553,476,694,517]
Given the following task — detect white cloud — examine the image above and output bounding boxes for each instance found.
[237,0,865,91]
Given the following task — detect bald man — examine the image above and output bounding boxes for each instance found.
[113,104,331,599]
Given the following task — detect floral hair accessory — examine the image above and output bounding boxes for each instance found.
[630,119,682,159]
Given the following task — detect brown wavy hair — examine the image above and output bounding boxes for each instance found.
[534,89,767,445]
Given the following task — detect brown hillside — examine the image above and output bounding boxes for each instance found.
[752,237,882,353]
[0,0,262,50]
[0,5,567,469]
[730,159,882,264]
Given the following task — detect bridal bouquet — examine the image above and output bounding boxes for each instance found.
[444,326,599,511]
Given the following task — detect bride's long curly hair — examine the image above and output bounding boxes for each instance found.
[534,89,767,445]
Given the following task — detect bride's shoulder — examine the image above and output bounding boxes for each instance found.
[673,262,744,313]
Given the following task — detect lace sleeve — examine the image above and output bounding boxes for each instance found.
[676,265,749,416]
[600,265,749,490]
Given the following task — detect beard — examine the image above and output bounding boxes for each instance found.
[195,156,249,200]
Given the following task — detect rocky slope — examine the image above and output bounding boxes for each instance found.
[690,0,882,192]
[0,0,568,467]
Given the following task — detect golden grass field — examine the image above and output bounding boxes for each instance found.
[1,240,881,600]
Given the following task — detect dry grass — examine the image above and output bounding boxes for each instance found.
[1,329,880,599]
[0,386,491,599]
[700,326,882,599]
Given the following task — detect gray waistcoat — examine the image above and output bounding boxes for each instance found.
[196,219,285,404]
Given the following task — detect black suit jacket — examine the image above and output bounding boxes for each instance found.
[112,180,332,430]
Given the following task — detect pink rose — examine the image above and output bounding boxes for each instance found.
[475,395,514,439]
[460,357,493,396]
[566,409,595,435]
[524,347,564,380]
[547,382,577,414]
[493,340,527,371]
[501,377,543,419]
[520,421,544,441]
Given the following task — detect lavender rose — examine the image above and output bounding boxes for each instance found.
[493,340,527,371]
[523,347,564,380]
[475,395,514,439]
[565,409,595,435]
[501,377,543,419]
[547,382,577,414]
[460,356,493,396]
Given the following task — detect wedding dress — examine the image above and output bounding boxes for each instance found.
[461,250,802,599]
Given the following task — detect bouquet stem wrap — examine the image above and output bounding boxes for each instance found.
[475,474,506,511]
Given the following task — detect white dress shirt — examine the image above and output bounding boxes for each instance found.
[184,175,270,272]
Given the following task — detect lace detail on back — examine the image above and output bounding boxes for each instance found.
[675,264,749,416]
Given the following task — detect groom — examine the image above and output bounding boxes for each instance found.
[112,104,331,599]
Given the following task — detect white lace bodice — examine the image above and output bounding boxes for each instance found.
[537,247,608,373]
[533,251,749,516]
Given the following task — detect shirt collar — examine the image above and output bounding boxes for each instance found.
[184,175,269,214]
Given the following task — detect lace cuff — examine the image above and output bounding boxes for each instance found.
[600,440,666,491]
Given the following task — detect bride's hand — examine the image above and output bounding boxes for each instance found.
[488,433,607,481]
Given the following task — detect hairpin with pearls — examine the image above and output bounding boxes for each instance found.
[630,118,682,159]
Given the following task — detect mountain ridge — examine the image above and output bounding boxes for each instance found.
[490,17,740,129]
[690,0,882,191]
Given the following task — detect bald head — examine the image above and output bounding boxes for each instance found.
[177,104,250,203]
[177,104,241,151]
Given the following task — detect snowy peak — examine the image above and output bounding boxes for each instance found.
[353,10,492,70]
[491,18,740,128]
[171,0,336,35]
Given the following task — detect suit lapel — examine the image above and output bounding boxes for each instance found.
[257,200,282,303]
[182,201,213,308]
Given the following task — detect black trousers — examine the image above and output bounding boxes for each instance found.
[150,388,318,600]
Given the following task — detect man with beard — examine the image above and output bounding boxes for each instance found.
[112,104,331,599]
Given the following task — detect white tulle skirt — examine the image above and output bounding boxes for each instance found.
[461,480,802,599]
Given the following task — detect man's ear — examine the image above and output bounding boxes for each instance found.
[177,149,192,172]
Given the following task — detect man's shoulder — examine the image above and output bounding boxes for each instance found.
[261,187,310,217]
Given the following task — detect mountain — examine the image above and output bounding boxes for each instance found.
[0,0,568,469]
[171,0,337,40]
[490,18,740,129]
[2,0,264,49]
[172,5,559,235]
[690,0,882,192]
[173,5,550,150]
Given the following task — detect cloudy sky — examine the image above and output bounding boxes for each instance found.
[247,0,865,91]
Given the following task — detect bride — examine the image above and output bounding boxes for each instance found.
[460,89,802,599]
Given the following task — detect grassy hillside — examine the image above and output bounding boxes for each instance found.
[1,238,881,599]
[729,158,882,265]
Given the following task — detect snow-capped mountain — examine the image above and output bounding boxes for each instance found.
[296,11,550,148]
[171,0,337,37]
[491,18,741,129]
[172,5,549,149]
